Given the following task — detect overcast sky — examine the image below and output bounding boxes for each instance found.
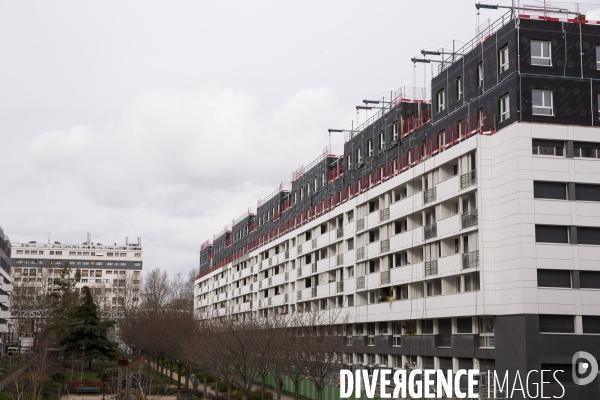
[0,0,504,278]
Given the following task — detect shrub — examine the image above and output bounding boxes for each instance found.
[234,389,274,400]
[50,372,66,383]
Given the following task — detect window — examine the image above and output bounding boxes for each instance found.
[578,227,600,245]
[477,63,483,88]
[498,46,509,72]
[457,317,472,333]
[479,317,495,348]
[321,172,326,187]
[357,147,362,164]
[499,94,510,121]
[574,141,600,158]
[379,130,385,150]
[300,187,304,200]
[421,319,433,334]
[392,121,399,141]
[537,269,571,288]
[539,314,574,333]
[534,181,566,200]
[456,76,462,100]
[575,184,600,202]
[532,89,553,116]
[346,238,354,251]
[437,89,445,113]
[572,284,597,308]
[346,153,352,170]
[583,316,600,334]
[535,225,569,244]
[531,40,551,66]
[314,177,318,192]
[596,46,600,70]
[532,139,563,156]
[367,139,373,157]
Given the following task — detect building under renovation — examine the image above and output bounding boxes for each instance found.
[195,4,600,399]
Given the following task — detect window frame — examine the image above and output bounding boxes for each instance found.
[498,46,509,73]
[367,139,373,157]
[532,89,553,116]
[477,63,483,88]
[531,40,552,66]
[499,93,510,121]
[356,146,362,164]
[437,89,445,113]
[379,130,385,150]
[456,76,462,100]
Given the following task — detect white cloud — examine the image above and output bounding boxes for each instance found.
[15,85,348,276]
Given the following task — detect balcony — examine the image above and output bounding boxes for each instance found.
[380,208,390,222]
[298,244,302,255]
[463,251,479,269]
[357,276,365,289]
[297,290,302,300]
[297,267,302,277]
[357,218,365,231]
[285,250,289,260]
[337,254,344,266]
[424,224,437,240]
[311,263,317,274]
[461,169,477,189]
[380,239,390,253]
[311,287,317,298]
[337,228,344,239]
[424,187,437,204]
[312,238,317,249]
[425,260,438,276]
[337,282,344,293]
[380,271,390,285]
[356,247,366,260]
[462,210,478,228]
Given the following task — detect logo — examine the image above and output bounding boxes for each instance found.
[572,351,598,386]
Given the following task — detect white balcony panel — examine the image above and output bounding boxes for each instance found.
[366,242,379,259]
[436,176,459,201]
[437,254,462,276]
[437,214,461,238]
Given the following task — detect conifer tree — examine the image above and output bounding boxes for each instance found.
[60,286,118,369]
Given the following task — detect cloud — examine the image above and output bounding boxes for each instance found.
[18,85,348,275]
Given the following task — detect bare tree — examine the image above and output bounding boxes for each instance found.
[141,268,172,311]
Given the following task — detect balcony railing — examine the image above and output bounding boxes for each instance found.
[380,239,390,253]
[357,218,365,231]
[268,297,272,306]
[312,238,317,249]
[285,250,289,259]
[425,260,438,276]
[337,282,344,293]
[259,281,262,289]
[380,208,390,222]
[297,267,302,277]
[337,228,344,239]
[381,271,390,284]
[297,290,302,300]
[424,224,437,239]
[311,287,317,298]
[298,244,302,255]
[462,210,478,228]
[285,271,289,281]
[357,276,365,289]
[463,251,480,269]
[461,169,477,189]
[268,277,272,286]
[356,247,365,260]
[424,187,437,204]
[337,254,344,266]
[284,293,289,303]
[311,263,317,273]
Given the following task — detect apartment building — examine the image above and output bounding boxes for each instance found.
[196,7,600,399]
[11,236,143,317]
[0,227,13,337]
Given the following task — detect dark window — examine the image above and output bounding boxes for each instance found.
[541,364,573,384]
[438,318,452,347]
[535,225,569,244]
[539,314,574,333]
[421,319,433,334]
[534,181,566,200]
[537,269,571,288]
[458,358,473,370]
[573,141,600,158]
[457,317,472,333]
[422,356,434,369]
[583,316,600,334]
[580,271,600,289]
[575,184,600,202]
[532,139,564,156]
[439,357,453,371]
[577,227,600,245]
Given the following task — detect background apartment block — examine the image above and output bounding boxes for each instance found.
[196,6,600,399]
[11,235,143,326]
